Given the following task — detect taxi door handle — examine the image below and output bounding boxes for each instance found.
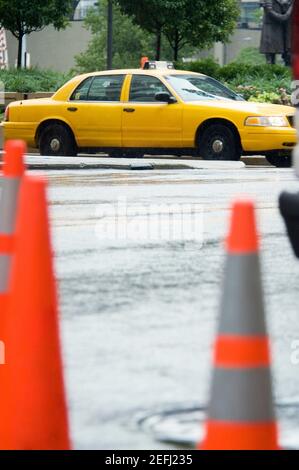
[67,107,78,112]
[123,108,135,113]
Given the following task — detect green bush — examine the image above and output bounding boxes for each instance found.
[178,57,221,79]
[218,62,290,82]
[179,58,290,81]
[0,68,73,93]
[226,72,291,101]
[249,90,290,105]
[233,85,291,105]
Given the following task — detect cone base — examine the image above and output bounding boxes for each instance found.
[199,421,280,450]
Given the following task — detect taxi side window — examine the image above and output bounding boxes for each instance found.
[70,75,125,102]
[70,77,93,101]
[129,75,170,102]
[88,75,125,101]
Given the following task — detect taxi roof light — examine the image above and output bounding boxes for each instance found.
[140,58,175,70]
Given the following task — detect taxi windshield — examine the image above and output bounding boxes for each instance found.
[165,74,244,102]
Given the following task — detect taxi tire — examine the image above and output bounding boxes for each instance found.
[265,154,291,168]
[199,124,240,161]
[39,123,78,157]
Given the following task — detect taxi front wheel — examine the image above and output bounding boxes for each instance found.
[198,124,241,161]
[39,123,78,157]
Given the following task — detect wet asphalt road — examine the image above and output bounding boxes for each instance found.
[37,165,299,449]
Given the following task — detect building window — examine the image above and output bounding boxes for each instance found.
[238,1,262,30]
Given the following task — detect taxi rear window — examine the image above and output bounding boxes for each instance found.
[70,75,125,102]
[70,77,93,101]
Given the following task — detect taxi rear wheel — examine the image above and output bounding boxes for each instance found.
[198,124,240,161]
[265,153,292,168]
[39,124,78,157]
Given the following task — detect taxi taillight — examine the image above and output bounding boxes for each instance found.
[293,0,299,79]
[4,106,9,122]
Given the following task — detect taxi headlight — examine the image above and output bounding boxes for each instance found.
[245,116,289,127]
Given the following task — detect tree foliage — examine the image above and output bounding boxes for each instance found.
[0,0,73,67]
[74,1,156,72]
[117,0,240,60]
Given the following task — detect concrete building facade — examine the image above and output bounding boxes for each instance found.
[5,23,92,72]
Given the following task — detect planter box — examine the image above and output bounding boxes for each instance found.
[3,92,54,108]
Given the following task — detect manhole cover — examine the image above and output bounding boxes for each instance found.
[137,401,299,449]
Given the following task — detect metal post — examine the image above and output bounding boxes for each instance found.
[107,0,113,70]
[21,34,27,69]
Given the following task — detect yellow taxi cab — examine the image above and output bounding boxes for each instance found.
[3,63,296,167]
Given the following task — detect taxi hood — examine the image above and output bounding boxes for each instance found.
[187,99,295,116]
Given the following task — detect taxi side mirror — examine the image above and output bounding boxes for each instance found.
[155,92,177,104]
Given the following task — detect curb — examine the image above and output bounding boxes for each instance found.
[1,154,279,172]
[24,163,245,172]
[242,156,271,166]
[0,156,247,171]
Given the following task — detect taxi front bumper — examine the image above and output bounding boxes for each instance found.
[241,126,296,153]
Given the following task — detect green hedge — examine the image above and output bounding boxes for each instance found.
[0,68,73,93]
[179,58,290,82]
[179,58,222,80]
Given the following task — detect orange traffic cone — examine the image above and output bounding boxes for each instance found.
[0,140,26,313]
[200,200,279,450]
[0,140,26,448]
[4,175,70,450]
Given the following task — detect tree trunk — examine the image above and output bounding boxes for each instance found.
[17,34,24,69]
[155,30,162,60]
[174,30,180,62]
[107,0,113,70]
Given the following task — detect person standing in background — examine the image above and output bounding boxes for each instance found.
[260,0,293,65]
